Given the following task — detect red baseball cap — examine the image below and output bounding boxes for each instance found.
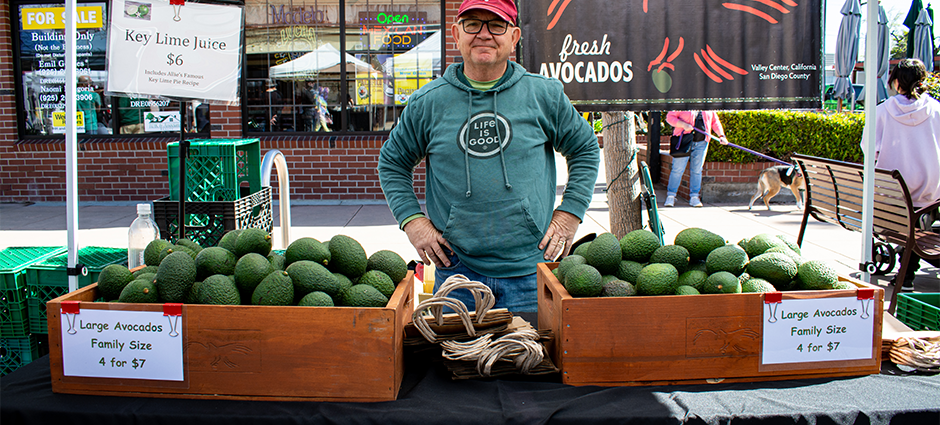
[458,0,517,25]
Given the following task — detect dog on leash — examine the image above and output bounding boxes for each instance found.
[748,165,805,210]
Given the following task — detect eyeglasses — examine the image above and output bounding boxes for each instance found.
[459,18,512,35]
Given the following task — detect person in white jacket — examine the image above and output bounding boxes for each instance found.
[862,58,940,291]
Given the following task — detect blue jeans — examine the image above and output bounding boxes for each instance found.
[433,252,537,313]
[667,140,709,197]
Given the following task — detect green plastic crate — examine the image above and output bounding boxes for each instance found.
[895,293,940,331]
[154,187,273,247]
[168,138,261,202]
[0,246,67,291]
[1,335,40,376]
[25,247,127,334]
[1,288,30,338]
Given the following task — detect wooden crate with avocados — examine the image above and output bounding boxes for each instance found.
[538,228,883,386]
[46,231,414,401]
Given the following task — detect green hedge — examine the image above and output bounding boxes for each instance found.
[660,111,865,164]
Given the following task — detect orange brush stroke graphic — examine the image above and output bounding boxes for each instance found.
[745,0,790,14]
[707,46,748,75]
[701,49,734,80]
[694,53,723,83]
[547,0,573,30]
[648,38,670,71]
[722,3,778,24]
[548,0,561,15]
[657,62,676,72]
[779,0,798,6]
[666,37,684,62]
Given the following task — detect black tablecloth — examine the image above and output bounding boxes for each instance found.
[3,349,939,425]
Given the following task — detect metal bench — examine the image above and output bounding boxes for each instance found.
[792,154,940,314]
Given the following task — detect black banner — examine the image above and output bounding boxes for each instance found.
[519,0,823,111]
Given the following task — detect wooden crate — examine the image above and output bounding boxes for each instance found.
[537,263,883,386]
[46,272,413,402]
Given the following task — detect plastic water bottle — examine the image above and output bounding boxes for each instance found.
[127,203,159,269]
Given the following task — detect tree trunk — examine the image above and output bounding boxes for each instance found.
[602,111,642,238]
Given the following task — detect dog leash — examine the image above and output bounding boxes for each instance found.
[687,125,792,167]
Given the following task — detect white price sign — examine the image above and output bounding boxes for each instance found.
[762,293,876,365]
[60,306,184,381]
[106,0,243,103]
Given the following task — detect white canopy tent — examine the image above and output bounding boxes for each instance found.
[382,31,442,78]
[269,44,374,79]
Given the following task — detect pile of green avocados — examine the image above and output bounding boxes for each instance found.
[556,228,847,298]
[96,229,408,307]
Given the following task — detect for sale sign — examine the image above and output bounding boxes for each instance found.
[519,0,823,111]
[106,0,243,103]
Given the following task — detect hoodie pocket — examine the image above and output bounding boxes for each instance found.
[442,197,544,260]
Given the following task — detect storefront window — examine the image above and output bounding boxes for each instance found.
[244,0,442,133]
[14,1,209,137]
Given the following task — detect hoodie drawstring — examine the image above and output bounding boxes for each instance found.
[463,87,513,198]
[494,91,512,191]
[465,92,473,197]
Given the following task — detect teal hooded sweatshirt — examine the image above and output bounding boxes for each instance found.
[378,61,600,278]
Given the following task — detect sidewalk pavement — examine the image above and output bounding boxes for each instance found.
[2,151,936,309]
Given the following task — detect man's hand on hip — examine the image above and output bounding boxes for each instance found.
[539,210,580,261]
[403,217,453,268]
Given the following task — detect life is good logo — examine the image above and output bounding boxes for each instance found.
[457,113,512,158]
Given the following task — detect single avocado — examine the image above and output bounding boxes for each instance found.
[674,228,726,263]
[97,264,135,300]
[176,238,203,254]
[234,228,273,258]
[251,270,294,306]
[705,244,750,276]
[217,229,243,253]
[197,274,241,305]
[118,278,160,303]
[284,237,330,267]
[366,250,408,285]
[636,263,679,296]
[144,239,172,266]
[233,253,275,296]
[358,269,395,298]
[341,284,388,307]
[620,229,662,263]
[600,280,636,297]
[564,264,603,297]
[154,251,197,303]
[328,235,368,278]
[649,245,691,274]
[195,247,237,281]
[286,260,340,299]
[585,232,622,275]
[298,291,334,307]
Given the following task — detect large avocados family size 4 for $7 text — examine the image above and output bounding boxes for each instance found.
[555,228,847,298]
[97,229,408,308]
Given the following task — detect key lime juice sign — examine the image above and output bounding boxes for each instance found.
[107,0,243,103]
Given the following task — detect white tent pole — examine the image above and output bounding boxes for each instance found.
[65,0,79,292]
[860,0,878,284]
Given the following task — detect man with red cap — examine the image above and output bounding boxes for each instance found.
[378,0,599,312]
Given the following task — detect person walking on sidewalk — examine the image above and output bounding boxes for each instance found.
[861,58,940,291]
[377,0,600,313]
[664,110,728,207]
